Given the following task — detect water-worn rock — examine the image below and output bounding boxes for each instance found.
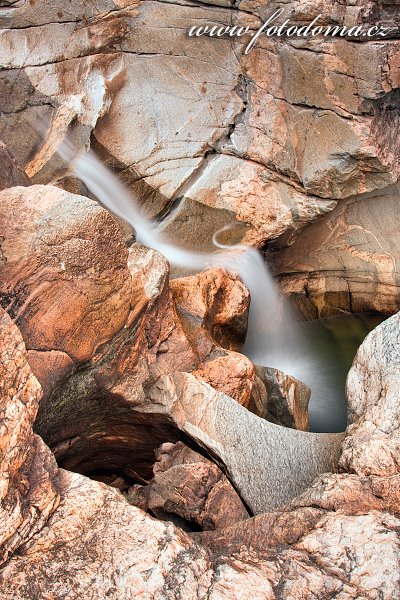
[1,307,400,599]
[170,268,250,354]
[148,372,344,514]
[0,184,343,514]
[128,442,249,531]
[274,184,400,317]
[193,353,256,408]
[249,365,310,430]
[0,185,253,484]
[340,311,400,476]
[1,0,399,249]
[0,184,134,363]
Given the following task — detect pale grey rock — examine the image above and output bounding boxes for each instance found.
[149,372,345,514]
[341,311,400,476]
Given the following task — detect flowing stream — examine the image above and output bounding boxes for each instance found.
[57,142,377,433]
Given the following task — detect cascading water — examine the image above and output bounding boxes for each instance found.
[56,141,331,429]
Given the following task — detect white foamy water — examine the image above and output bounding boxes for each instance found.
[57,142,322,417]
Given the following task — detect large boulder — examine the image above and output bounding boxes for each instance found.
[0,185,134,363]
[1,0,399,248]
[148,372,344,514]
[340,311,400,476]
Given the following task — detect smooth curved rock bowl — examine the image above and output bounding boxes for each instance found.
[149,372,345,514]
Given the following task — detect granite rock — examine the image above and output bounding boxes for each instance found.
[1,0,399,248]
[274,184,400,317]
[128,442,249,531]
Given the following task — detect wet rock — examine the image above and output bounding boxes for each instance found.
[128,442,249,531]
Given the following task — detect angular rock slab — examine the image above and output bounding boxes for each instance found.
[149,372,345,514]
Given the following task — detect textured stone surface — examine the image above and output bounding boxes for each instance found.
[0,1,400,595]
[0,201,400,597]
[193,353,256,408]
[0,468,215,600]
[249,365,310,430]
[0,309,59,564]
[128,442,249,531]
[0,140,30,191]
[1,0,399,249]
[0,185,133,363]
[149,372,345,514]
[274,184,400,317]
[340,312,400,476]
[170,268,250,354]
[0,185,259,487]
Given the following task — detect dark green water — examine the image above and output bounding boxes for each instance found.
[297,313,386,433]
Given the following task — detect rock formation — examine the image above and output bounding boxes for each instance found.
[0,307,399,598]
[1,0,399,250]
[273,184,400,317]
[127,441,250,531]
[0,183,343,513]
[0,0,400,596]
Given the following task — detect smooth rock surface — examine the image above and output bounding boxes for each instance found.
[149,372,345,514]
[0,185,133,363]
[0,221,399,599]
[274,184,400,317]
[340,311,400,476]
[1,0,399,248]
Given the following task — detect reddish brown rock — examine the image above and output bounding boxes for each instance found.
[0,184,133,362]
[0,140,30,191]
[274,184,400,318]
[26,350,74,403]
[127,442,249,531]
[0,247,399,599]
[1,1,398,251]
[170,268,250,355]
[193,353,256,408]
[0,308,59,564]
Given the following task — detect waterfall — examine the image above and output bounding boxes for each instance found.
[57,142,317,402]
